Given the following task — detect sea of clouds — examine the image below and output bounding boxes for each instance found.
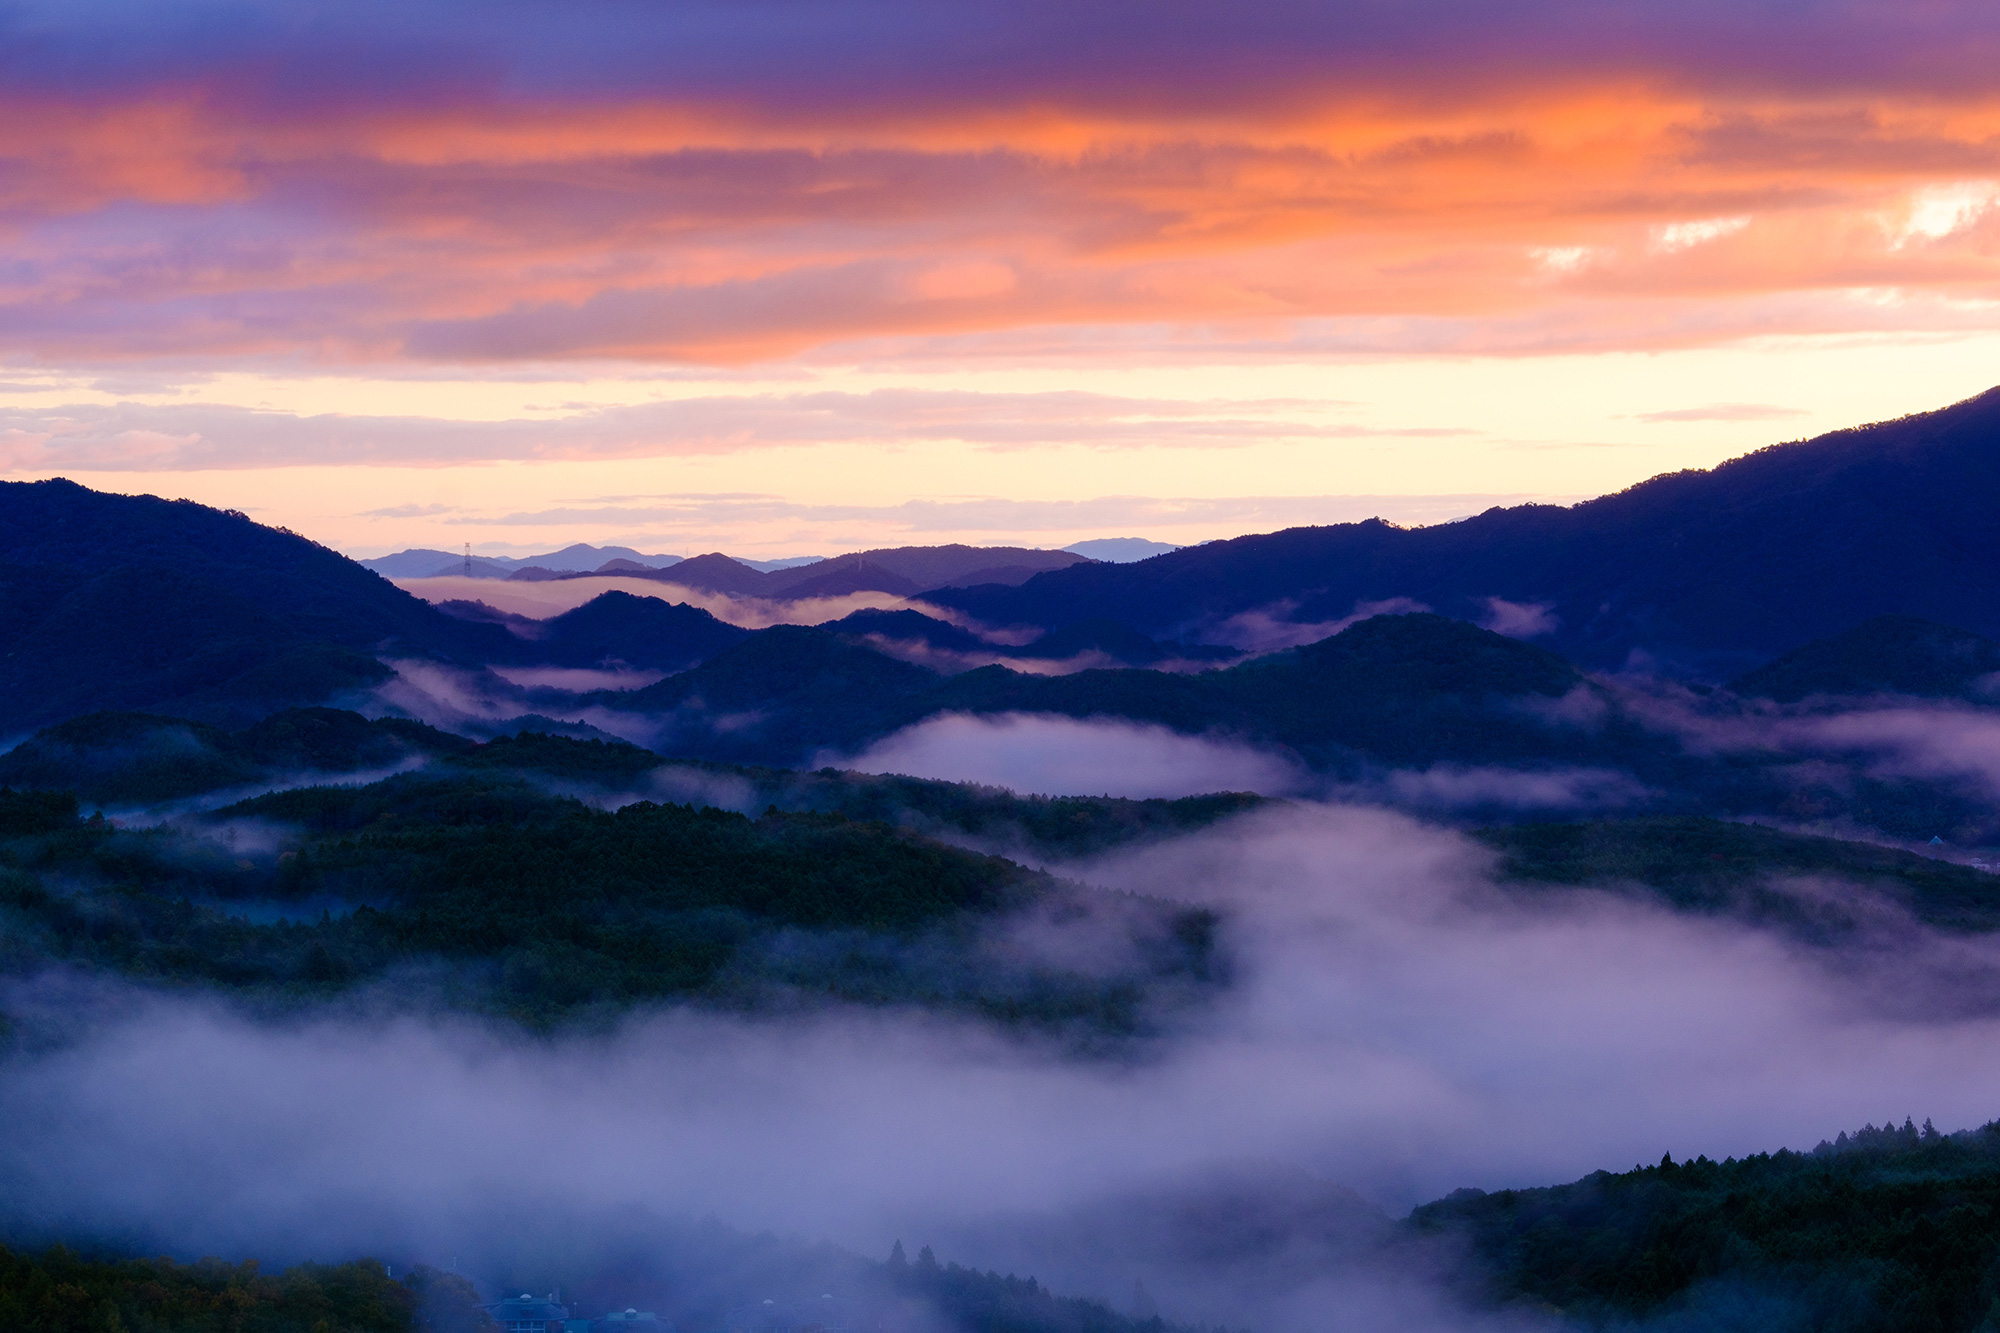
[6,788,2000,1329]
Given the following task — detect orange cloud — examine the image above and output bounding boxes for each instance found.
[5,76,2000,365]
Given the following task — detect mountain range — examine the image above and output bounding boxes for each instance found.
[364,538,1176,582]
[13,397,2000,1333]
[7,388,2000,776]
[360,542,688,579]
[499,543,1092,597]
[932,386,2000,676]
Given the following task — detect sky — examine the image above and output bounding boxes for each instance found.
[4,0,2000,558]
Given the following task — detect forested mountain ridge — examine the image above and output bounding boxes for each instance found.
[7,715,2000,1035]
[0,775,1224,1033]
[0,1228,1192,1333]
[1481,817,2000,938]
[0,707,1267,856]
[12,386,2000,740]
[932,387,2000,676]
[609,612,1608,769]
[0,479,523,733]
[1409,1118,2000,1332]
[1729,614,2000,702]
[0,723,1258,1033]
[0,1247,426,1333]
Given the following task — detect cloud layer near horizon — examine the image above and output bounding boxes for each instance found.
[0,392,1456,470]
[4,0,2000,369]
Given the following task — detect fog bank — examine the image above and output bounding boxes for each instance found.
[5,802,2000,1326]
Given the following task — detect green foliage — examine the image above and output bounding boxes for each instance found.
[0,772,1220,1032]
[607,612,1610,770]
[1730,615,2000,703]
[0,709,468,807]
[741,768,1269,859]
[0,1244,414,1333]
[452,732,663,784]
[890,1255,1171,1333]
[1480,817,2000,936]
[1409,1120,2000,1332]
[0,713,262,805]
[0,708,1268,858]
[0,788,79,836]
[397,1267,492,1333]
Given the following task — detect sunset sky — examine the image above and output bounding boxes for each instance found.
[5,0,2000,558]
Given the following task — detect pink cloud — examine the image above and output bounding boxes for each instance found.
[2,8,2000,366]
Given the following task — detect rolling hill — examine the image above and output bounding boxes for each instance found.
[1728,614,2000,703]
[592,544,1089,598]
[0,479,530,734]
[932,387,2000,678]
[606,612,1621,769]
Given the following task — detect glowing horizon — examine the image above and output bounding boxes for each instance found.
[5,0,1999,557]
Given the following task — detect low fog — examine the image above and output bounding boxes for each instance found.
[834,714,1310,799]
[7,796,2000,1329]
[27,606,2000,1328]
[394,574,936,631]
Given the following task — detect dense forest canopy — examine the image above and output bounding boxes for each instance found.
[1410,1119,2000,1332]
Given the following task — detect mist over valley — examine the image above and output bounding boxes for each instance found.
[14,394,2000,1332]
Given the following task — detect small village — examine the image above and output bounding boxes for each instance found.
[486,1292,852,1333]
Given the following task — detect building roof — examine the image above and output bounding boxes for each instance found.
[724,1296,848,1331]
[487,1296,572,1323]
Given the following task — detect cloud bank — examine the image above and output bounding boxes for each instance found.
[7,799,2000,1326]
[2,1,2000,368]
[834,713,1308,799]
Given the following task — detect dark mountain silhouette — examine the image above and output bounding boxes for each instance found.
[535,590,751,670]
[353,546,467,577]
[1015,618,1238,665]
[0,479,531,733]
[584,544,1090,599]
[773,556,929,599]
[926,612,1593,769]
[818,608,998,654]
[614,625,943,761]
[645,551,777,595]
[815,609,1238,668]
[379,553,517,578]
[932,387,2000,677]
[1729,614,2000,703]
[527,541,678,572]
[762,544,1085,594]
[360,542,681,578]
[434,598,540,631]
[602,612,1607,770]
[0,706,469,804]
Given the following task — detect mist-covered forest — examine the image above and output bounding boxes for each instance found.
[19,435,2000,1333]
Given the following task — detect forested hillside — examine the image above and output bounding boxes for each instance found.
[933,388,2000,676]
[0,1248,429,1333]
[0,480,516,732]
[0,775,1222,1033]
[1410,1120,2000,1332]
